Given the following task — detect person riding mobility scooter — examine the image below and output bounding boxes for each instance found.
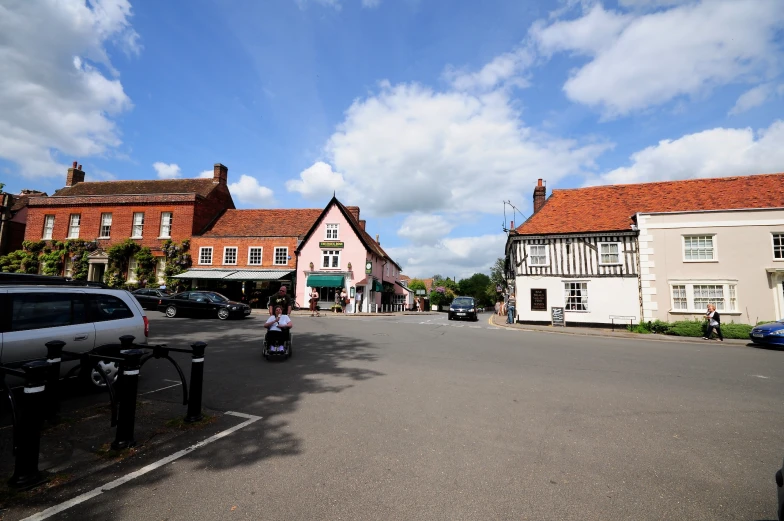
[263,305,293,360]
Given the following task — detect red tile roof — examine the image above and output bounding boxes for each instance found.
[202,209,324,237]
[516,173,784,235]
[53,178,219,198]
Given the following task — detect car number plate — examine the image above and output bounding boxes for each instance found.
[457,312,465,316]
[752,333,764,337]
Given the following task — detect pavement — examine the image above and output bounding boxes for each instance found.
[1,310,782,520]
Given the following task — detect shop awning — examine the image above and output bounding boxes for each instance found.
[172,269,292,280]
[373,280,383,292]
[223,270,292,280]
[395,281,414,293]
[307,274,345,288]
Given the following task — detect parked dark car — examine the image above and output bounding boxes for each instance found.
[448,296,478,321]
[157,291,251,320]
[132,288,172,310]
[749,320,784,346]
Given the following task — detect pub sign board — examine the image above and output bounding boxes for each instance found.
[551,306,565,327]
[531,289,547,311]
[319,241,344,248]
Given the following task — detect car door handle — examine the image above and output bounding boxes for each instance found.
[74,334,89,341]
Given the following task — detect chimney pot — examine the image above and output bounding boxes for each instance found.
[376,234,379,244]
[78,164,82,170]
[72,161,77,168]
[533,179,547,214]
[511,220,514,229]
[66,163,85,187]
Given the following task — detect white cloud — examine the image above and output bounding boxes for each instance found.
[152,162,181,179]
[286,161,345,199]
[198,170,213,179]
[587,120,784,185]
[361,0,381,7]
[445,47,533,92]
[386,234,507,279]
[396,214,454,246]
[729,83,783,115]
[299,81,608,218]
[0,0,139,178]
[229,174,275,206]
[532,1,784,117]
[618,0,692,7]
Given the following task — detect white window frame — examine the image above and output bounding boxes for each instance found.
[667,281,739,313]
[564,281,588,312]
[131,212,144,238]
[159,212,173,239]
[248,247,263,266]
[199,247,213,265]
[773,232,784,261]
[670,284,687,310]
[42,215,55,240]
[322,250,340,269]
[683,234,716,262]
[527,244,549,266]
[128,257,138,283]
[274,247,288,266]
[598,242,622,266]
[99,213,112,239]
[223,246,238,265]
[326,223,339,240]
[68,214,81,239]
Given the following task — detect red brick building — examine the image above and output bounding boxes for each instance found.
[25,162,235,283]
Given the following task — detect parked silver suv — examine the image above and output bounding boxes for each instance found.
[1,283,148,388]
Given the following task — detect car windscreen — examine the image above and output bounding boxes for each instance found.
[452,298,474,306]
[207,293,229,303]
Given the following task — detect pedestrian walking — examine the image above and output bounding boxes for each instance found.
[356,290,363,313]
[340,289,349,313]
[506,293,516,324]
[494,300,500,315]
[268,285,292,316]
[703,304,723,341]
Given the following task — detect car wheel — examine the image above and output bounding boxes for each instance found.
[448,314,453,320]
[84,359,119,389]
[218,308,230,320]
[165,305,177,318]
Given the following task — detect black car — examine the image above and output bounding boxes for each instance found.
[131,288,172,310]
[448,296,478,321]
[158,291,251,320]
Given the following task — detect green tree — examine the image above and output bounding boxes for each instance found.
[458,273,492,305]
[408,278,426,292]
[489,257,507,289]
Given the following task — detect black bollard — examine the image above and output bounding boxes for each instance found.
[8,360,51,489]
[111,348,144,450]
[44,340,66,423]
[184,342,207,423]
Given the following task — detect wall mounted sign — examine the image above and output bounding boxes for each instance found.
[319,241,344,249]
[551,306,565,327]
[365,261,373,274]
[531,289,547,311]
[350,286,355,297]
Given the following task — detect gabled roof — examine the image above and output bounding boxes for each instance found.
[52,178,220,198]
[201,209,324,238]
[296,196,403,270]
[516,173,784,235]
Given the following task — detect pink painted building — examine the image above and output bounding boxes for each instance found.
[295,197,407,313]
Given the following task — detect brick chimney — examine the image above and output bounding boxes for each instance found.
[533,178,546,214]
[359,219,366,230]
[213,163,228,185]
[66,161,85,187]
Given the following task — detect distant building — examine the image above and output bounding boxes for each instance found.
[0,189,46,255]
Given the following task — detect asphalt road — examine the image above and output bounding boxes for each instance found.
[28,311,784,520]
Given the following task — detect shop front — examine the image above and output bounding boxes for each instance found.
[305,273,347,311]
[173,269,294,308]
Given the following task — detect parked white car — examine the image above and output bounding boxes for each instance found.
[0,283,148,388]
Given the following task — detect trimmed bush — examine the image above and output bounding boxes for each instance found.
[629,319,753,339]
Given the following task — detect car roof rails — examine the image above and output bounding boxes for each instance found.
[0,272,110,288]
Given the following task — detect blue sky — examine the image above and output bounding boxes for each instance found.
[1,0,783,278]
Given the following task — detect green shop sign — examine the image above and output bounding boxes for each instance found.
[319,241,344,248]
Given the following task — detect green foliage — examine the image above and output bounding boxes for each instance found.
[0,250,27,273]
[134,247,156,287]
[40,242,66,276]
[65,239,95,280]
[489,257,507,290]
[106,239,141,288]
[628,319,753,339]
[457,273,492,306]
[162,239,192,286]
[20,240,45,274]
[408,279,426,292]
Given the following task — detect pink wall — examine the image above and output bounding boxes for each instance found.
[296,204,405,311]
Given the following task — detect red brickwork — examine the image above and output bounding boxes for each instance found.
[192,183,235,234]
[189,237,299,270]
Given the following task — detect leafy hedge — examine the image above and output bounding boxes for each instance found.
[629,319,753,339]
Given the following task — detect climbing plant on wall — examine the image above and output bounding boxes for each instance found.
[106,239,141,288]
[162,239,192,286]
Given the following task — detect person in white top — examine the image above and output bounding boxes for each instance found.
[264,305,293,351]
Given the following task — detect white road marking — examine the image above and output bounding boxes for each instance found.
[139,382,182,395]
[751,375,769,379]
[21,411,263,521]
